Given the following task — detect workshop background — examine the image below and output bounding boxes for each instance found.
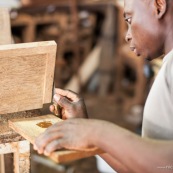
[0,0,162,173]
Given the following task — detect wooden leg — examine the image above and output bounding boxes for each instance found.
[0,154,5,173]
[14,141,30,173]
[0,145,13,173]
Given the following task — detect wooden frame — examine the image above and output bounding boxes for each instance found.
[0,141,30,173]
[0,41,57,114]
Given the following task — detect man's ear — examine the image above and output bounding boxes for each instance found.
[154,0,167,19]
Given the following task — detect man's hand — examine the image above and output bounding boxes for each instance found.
[50,88,88,119]
[34,118,100,156]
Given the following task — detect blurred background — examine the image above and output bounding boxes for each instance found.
[0,0,162,172]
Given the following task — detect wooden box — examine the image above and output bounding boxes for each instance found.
[0,41,56,114]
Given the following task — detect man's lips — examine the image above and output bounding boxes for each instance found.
[130,47,140,56]
[130,47,135,51]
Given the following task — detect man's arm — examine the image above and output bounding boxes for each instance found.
[34,117,173,173]
[99,153,130,173]
[93,121,173,173]
[34,89,173,173]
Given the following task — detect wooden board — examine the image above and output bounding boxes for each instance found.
[0,8,12,45]
[0,41,57,114]
[9,114,103,163]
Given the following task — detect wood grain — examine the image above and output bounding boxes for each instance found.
[0,41,56,114]
[9,114,103,163]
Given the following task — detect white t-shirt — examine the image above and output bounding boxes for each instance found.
[142,49,173,139]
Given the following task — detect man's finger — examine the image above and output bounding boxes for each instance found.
[54,95,72,109]
[34,131,62,154]
[55,88,79,102]
[49,105,55,113]
[44,139,64,156]
[54,94,61,102]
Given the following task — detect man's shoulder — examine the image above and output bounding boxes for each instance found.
[163,49,173,63]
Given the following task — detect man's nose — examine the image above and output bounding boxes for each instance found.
[125,31,132,43]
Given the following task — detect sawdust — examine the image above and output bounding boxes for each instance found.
[0,109,41,143]
[0,109,41,122]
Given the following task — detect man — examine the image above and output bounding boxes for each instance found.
[34,0,173,172]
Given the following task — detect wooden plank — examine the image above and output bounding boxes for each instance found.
[0,41,56,114]
[0,143,18,154]
[9,115,62,143]
[0,7,12,173]
[9,114,103,163]
[65,45,101,93]
[98,5,116,96]
[13,141,30,173]
[0,155,5,173]
[0,8,11,45]
[0,110,41,143]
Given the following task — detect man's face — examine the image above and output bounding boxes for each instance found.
[124,0,164,60]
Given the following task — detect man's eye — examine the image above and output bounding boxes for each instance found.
[125,17,132,24]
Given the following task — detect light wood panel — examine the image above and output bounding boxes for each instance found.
[0,41,57,114]
[0,7,12,173]
[0,8,12,45]
[9,114,103,163]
